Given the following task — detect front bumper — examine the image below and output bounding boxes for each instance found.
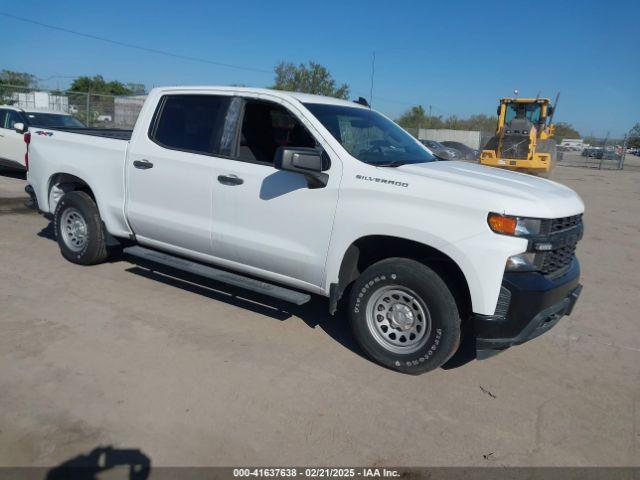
[474,258,582,359]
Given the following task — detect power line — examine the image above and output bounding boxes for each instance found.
[0,12,272,75]
[2,12,457,117]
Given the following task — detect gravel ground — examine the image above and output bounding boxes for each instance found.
[0,165,638,468]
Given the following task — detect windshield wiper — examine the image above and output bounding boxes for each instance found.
[373,161,408,167]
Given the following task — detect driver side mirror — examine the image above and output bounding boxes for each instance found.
[13,122,27,134]
[274,147,329,189]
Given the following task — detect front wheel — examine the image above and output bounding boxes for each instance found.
[54,190,109,265]
[348,258,461,374]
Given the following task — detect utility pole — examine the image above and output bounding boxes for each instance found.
[369,51,376,108]
[600,131,609,170]
[85,91,90,127]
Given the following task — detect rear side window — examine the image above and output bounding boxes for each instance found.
[150,94,229,155]
[0,110,7,129]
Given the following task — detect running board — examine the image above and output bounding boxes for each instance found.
[123,246,311,305]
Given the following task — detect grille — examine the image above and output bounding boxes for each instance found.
[501,135,530,160]
[550,214,583,233]
[540,214,583,275]
[541,244,577,274]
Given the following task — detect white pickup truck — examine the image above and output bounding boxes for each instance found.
[25,86,584,374]
[0,105,86,170]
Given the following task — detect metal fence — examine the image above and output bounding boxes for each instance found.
[557,135,636,171]
[0,84,145,129]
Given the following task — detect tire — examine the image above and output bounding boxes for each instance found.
[537,139,557,179]
[54,190,109,265]
[348,258,461,374]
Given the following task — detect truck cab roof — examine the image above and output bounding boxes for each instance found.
[149,86,369,109]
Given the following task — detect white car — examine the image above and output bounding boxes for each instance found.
[25,86,584,374]
[0,105,84,170]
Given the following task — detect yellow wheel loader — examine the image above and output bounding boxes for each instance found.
[480,94,558,177]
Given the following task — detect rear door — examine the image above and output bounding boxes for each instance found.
[125,93,231,254]
[0,109,26,167]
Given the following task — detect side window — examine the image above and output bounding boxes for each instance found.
[151,94,229,155]
[0,110,7,129]
[238,100,316,164]
[5,111,23,129]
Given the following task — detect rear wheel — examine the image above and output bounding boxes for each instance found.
[348,258,461,374]
[54,191,109,265]
[537,139,557,179]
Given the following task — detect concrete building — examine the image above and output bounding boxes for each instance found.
[10,91,69,112]
[411,128,482,150]
[114,95,147,129]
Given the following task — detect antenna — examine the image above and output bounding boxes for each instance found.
[369,50,376,108]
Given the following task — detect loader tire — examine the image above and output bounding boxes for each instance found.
[537,139,557,179]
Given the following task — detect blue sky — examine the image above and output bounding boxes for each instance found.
[1,0,638,137]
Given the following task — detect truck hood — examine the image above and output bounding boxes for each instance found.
[395,161,585,218]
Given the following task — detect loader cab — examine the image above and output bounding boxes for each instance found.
[498,99,550,135]
[505,102,541,124]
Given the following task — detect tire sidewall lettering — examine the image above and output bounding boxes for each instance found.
[354,274,387,313]
[353,270,445,365]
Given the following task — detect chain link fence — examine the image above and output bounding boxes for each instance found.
[557,136,639,171]
[0,84,145,129]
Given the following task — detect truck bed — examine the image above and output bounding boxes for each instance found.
[43,127,132,141]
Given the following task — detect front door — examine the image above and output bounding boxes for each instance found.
[211,98,341,288]
[0,110,26,167]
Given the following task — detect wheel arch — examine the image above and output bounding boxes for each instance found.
[47,172,97,213]
[329,235,472,319]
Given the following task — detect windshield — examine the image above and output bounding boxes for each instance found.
[303,103,436,166]
[25,112,85,128]
[504,102,542,124]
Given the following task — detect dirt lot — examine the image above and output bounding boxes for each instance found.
[0,166,638,468]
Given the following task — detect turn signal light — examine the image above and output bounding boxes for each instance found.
[488,214,517,235]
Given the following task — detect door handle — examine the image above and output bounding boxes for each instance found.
[133,159,154,170]
[217,174,243,186]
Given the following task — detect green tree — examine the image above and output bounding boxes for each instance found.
[272,61,349,99]
[628,123,640,148]
[459,114,498,132]
[0,70,37,102]
[553,122,581,143]
[396,106,497,132]
[69,75,133,95]
[396,105,427,129]
[67,75,133,126]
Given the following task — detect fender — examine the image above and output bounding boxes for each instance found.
[326,230,524,316]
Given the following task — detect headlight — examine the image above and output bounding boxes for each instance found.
[488,213,543,237]
[506,252,541,272]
